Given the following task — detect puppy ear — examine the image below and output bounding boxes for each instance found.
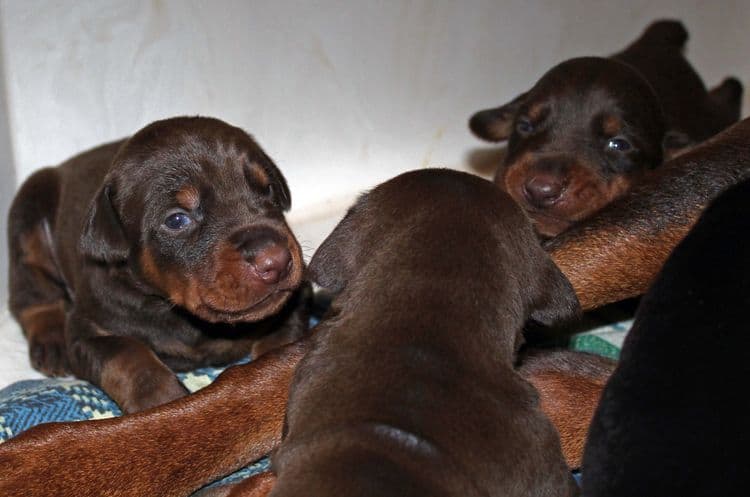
[79,183,129,263]
[307,207,359,294]
[529,258,581,327]
[708,77,743,122]
[259,152,292,211]
[631,20,688,51]
[468,92,527,142]
[662,130,694,160]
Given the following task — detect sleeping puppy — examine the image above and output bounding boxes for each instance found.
[581,179,750,496]
[470,20,742,236]
[269,169,580,497]
[8,116,307,413]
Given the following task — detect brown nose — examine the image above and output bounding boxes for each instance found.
[523,175,566,207]
[250,243,291,284]
[232,227,292,284]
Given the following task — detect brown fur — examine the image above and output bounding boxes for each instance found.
[501,152,640,234]
[175,185,201,211]
[3,119,750,495]
[548,118,750,309]
[518,349,616,468]
[470,20,742,237]
[18,301,68,376]
[0,340,307,497]
[8,116,308,413]
[269,169,579,497]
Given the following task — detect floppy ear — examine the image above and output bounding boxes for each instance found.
[468,92,527,142]
[708,77,743,122]
[258,151,292,211]
[307,208,360,294]
[528,257,581,327]
[79,183,129,263]
[629,20,688,52]
[662,129,694,161]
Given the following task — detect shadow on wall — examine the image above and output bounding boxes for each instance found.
[0,27,17,311]
[465,146,507,178]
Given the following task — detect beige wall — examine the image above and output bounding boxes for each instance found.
[0,0,748,311]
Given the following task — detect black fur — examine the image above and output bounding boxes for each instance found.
[582,178,750,496]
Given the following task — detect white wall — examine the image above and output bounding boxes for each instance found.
[0,27,15,311]
[0,0,749,308]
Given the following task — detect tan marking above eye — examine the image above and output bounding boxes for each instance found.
[246,162,270,189]
[601,115,622,136]
[175,185,200,211]
[526,102,548,122]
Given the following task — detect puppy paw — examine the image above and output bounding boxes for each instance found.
[28,331,71,377]
[119,372,189,414]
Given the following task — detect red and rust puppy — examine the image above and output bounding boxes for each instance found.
[7,116,307,413]
[470,20,742,236]
[269,169,580,497]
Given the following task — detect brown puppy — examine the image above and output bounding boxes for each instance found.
[2,118,750,497]
[548,116,750,309]
[7,116,307,413]
[470,20,742,236]
[269,169,580,497]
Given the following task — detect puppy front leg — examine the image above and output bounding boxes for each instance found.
[66,316,188,413]
[0,339,308,497]
[14,300,69,376]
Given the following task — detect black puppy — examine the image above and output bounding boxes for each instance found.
[581,178,750,496]
[8,116,307,413]
[470,20,742,236]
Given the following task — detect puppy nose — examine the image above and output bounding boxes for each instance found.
[249,243,291,284]
[232,227,291,284]
[523,175,565,207]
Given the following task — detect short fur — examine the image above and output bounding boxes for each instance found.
[271,169,580,497]
[8,116,308,413]
[548,117,750,309]
[470,20,742,236]
[582,178,750,497]
[3,123,750,494]
[518,349,615,469]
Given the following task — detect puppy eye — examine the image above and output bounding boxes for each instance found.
[606,137,632,152]
[164,211,193,230]
[516,118,534,135]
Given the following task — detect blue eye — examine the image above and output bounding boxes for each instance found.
[516,118,534,135]
[607,137,632,152]
[164,212,192,230]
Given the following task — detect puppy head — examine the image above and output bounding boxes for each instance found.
[80,116,303,323]
[470,57,668,237]
[309,169,579,328]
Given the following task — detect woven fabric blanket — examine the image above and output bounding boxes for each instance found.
[0,317,631,492]
[0,359,265,490]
